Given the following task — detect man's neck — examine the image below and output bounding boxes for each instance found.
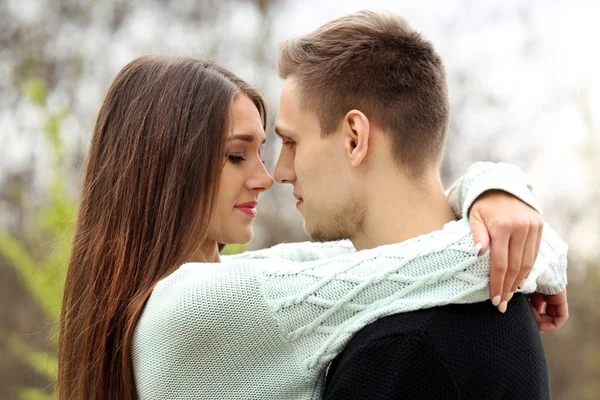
[351,170,456,251]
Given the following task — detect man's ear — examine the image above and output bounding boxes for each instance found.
[344,110,370,168]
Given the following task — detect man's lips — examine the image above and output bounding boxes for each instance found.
[293,193,303,208]
[234,201,258,217]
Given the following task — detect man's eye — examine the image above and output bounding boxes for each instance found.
[284,140,296,149]
[228,154,245,164]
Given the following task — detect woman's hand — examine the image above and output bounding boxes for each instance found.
[469,190,544,314]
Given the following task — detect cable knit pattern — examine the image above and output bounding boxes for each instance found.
[257,219,565,372]
[445,161,541,217]
[133,219,567,399]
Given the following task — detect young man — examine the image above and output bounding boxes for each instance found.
[273,11,567,399]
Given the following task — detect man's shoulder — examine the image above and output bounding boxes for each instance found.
[325,296,548,400]
[323,308,461,400]
[344,303,457,346]
[345,296,532,348]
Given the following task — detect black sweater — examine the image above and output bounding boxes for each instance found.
[323,293,550,400]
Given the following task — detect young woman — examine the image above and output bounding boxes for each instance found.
[57,56,274,398]
[57,56,567,399]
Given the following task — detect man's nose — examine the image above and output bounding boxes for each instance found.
[274,153,296,184]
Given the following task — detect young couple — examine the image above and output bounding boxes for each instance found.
[57,11,568,400]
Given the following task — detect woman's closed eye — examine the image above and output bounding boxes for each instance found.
[228,151,267,166]
[228,154,246,164]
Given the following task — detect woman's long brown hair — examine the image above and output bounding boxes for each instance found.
[57,56,267,399]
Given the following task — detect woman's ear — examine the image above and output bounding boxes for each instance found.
[344,110,370,168]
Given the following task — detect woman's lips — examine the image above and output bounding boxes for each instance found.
[235,207,257,217]
[234,201,258,218]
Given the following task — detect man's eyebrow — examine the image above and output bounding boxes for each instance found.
[273,126,293,139]
[228,134,267,144]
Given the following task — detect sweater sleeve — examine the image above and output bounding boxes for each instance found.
[254,219,567,372]
[519,222,568,295]
[323,333,459,400]
[446,162,541,218]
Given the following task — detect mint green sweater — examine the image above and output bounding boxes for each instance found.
[132,163,568,399]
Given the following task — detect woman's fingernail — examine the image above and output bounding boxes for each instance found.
[475,242,483,256]
[498,301,508,313]
[492,295,501,306]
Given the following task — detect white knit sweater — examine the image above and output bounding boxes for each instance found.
[132,163,568,399]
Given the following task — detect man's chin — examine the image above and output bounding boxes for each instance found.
[304,222,347,243]
[302,219,312,239]
[302,219,320,241]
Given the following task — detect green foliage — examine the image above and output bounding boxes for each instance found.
[7,335,58,381]
[44,112,70,161]
[0,77,76,399]
[22,78,48,107]
[14,388,53,400]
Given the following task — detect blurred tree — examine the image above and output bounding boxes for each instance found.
[544,264,600,400]
[0,78,74,398]
[542,88,600,400]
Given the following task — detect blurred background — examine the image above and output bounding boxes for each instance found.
[1,0,598,399]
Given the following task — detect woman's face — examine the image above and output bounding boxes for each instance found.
[208,94,274,245]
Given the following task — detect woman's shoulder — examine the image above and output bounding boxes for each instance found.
[132,261,272,363]
[131,261,298,397]
[140,262,261,327]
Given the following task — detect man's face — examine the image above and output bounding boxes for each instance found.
[273,78,365,241]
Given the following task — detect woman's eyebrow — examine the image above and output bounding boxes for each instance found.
[228,134,267,144]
